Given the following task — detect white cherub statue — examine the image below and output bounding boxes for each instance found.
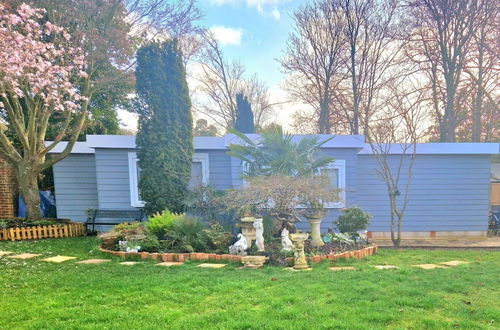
[281,227,294,252]
[229,233,248,256]
[254,218,265,252]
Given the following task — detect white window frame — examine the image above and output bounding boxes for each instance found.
[128,152,210,207]
[322,159,346,209]
[192,153,210,186]
[128,152,144,207]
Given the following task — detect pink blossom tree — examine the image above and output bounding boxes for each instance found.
[0,3,88,220]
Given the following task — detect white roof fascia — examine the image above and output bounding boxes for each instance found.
[359,143,500,155]
[86,135,227,150]
[46,141,95,154]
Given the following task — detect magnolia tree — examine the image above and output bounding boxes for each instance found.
[0,4,88,219]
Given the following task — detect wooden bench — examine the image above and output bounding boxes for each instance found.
[86,209,145,234]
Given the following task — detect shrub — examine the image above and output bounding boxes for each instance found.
[335,206,371,235]
[165,216,208,252]
[146,210,179,239]
[204,222,232,254]
[138,235,161,252]
[112,222,148,240]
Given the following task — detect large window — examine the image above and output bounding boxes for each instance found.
[128,152,210,207]
[319,160,346,208]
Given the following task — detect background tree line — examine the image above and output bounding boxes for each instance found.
[282,0,499,143]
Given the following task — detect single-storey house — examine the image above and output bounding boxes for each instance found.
[49,134,499,238]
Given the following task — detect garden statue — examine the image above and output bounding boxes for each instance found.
[290,232,310,270]
[253,218,265,252]
[281,228,294,252]
[229,233,248,256]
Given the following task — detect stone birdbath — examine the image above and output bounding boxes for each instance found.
[305,211,325,247]
[290,232,310,270]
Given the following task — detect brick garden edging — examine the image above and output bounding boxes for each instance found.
[99,245,378,264]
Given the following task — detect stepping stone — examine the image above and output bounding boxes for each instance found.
[373,265,399,270]
[76,259,112,264]
[197,263,227,269]
[8,253,41,259]
[439,260,468,267]
[42,256,76,263]
[0,251,14,256]
[284,267,312,272]
[120,261,142,266]
[412,264,446,269]
[155,262,184,267]
[329,266,356,271]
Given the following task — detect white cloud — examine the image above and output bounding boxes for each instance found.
[209,25,243,45]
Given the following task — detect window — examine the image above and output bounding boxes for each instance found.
[128,152,144,207]
[320,160,346,208]
[128,152,210,207]
[189,153,210,188]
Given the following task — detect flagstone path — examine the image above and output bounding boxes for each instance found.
[156,262,184,267]
[329,266,356,271]
[412,264,446,269]
[0,251,471,271]
[373,265,399,269]
[42,256,76,263]
[77,259,112,264]
[7,253,41,259]
[197,263,227,268]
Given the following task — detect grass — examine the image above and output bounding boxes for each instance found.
[0,238,499,329]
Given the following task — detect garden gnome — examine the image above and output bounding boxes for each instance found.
[253,218,265,252]
[281,228,294,252]
[229,233,248,256]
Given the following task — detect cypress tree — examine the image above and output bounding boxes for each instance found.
[234,93,255,133]
[135,40,193,214]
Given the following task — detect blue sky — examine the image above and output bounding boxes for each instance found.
[198,0,303,87]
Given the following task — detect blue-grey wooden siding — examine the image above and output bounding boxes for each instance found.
[53,154,98,221]
[93,148,233,210]
[357,154,491,231]
[94,148,135,210]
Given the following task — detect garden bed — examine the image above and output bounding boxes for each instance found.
[99,245,378,264]
[0,218,86,241]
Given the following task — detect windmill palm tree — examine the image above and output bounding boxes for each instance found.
[227,126,334,178]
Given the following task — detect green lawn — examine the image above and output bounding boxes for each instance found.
[0,238,499,329]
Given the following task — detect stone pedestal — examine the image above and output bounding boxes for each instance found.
[239,223,256,247]
[308,218,324,247]
[290,232,310,270]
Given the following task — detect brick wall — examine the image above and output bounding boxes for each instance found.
[0,157,17,217]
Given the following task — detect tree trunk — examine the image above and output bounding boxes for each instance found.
[17,162,42,220]
[319,98,331,134]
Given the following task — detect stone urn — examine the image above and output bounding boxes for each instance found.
[306,212,325,247]
[290,232,310,270]
[241,256,267,269]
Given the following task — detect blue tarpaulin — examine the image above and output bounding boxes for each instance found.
[18,191,56,218]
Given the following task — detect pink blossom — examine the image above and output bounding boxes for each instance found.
[0,3,87,115]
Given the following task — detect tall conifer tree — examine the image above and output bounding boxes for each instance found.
[135,40,193,214]
[234,93,255,133]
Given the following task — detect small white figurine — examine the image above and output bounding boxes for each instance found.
[254,218,265,252]
[229,233,248,256]
[281,228,294,252]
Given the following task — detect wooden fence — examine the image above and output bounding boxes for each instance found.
[0,222,86,241]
